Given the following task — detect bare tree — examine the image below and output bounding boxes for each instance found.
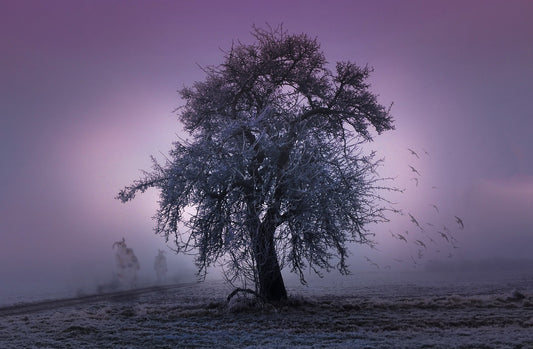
[117,26,394,301]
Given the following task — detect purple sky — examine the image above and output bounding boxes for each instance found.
[1,0,532,298]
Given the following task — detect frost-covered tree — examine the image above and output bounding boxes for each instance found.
[117,26,394,301]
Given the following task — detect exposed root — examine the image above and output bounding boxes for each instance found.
[225,288,274,313]
[225,289,312,313]
[226,288,263,303]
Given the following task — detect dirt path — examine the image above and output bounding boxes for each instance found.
[0,282,197,317]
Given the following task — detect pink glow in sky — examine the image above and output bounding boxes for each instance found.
[1,0,532,299]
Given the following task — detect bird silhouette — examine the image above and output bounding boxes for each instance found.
[364,256,380,269]
[408,165,421,176]
[415,239,427,249]
[430,204,439,213]
[423,148,430,156]
[455,216,464,229]
[369,243,382,252]
[407,148,420,158]
[396,233,408,242]
[408,213,423,231]
[437,231,449,242]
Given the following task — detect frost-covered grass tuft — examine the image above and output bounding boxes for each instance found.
[226,294,265,313]
[508,289,526,301]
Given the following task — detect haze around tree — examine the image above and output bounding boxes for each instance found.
[117,26,394,301]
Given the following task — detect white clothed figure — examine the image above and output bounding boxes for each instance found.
[112,238,140,288]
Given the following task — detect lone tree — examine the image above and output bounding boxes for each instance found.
[117,26,394,301]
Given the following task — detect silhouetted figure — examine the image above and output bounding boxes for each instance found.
[154,249,168,283]
[112,238,140,288]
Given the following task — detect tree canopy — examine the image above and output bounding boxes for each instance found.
[117,26,394,301]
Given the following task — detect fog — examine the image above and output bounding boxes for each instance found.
[1,1,532,305]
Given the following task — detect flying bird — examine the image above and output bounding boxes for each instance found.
[407,148,420,158]
[437,231,449,242]
[426,235,436,244]
[396,233,408,242]
[423,148,430,156]
[408,213,423,231]
[369,243,382,252]
[455,216,464,229]
[415,239,427,249]
[364,256,380,269]
[408,165,421,176]
[430,204,439,213]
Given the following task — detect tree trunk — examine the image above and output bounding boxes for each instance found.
[253,223,288,302]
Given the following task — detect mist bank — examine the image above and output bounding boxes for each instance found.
[424,257,533,273]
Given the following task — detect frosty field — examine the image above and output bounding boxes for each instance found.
[1,270,532,348]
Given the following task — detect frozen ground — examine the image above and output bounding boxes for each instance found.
[1,270,532,348]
